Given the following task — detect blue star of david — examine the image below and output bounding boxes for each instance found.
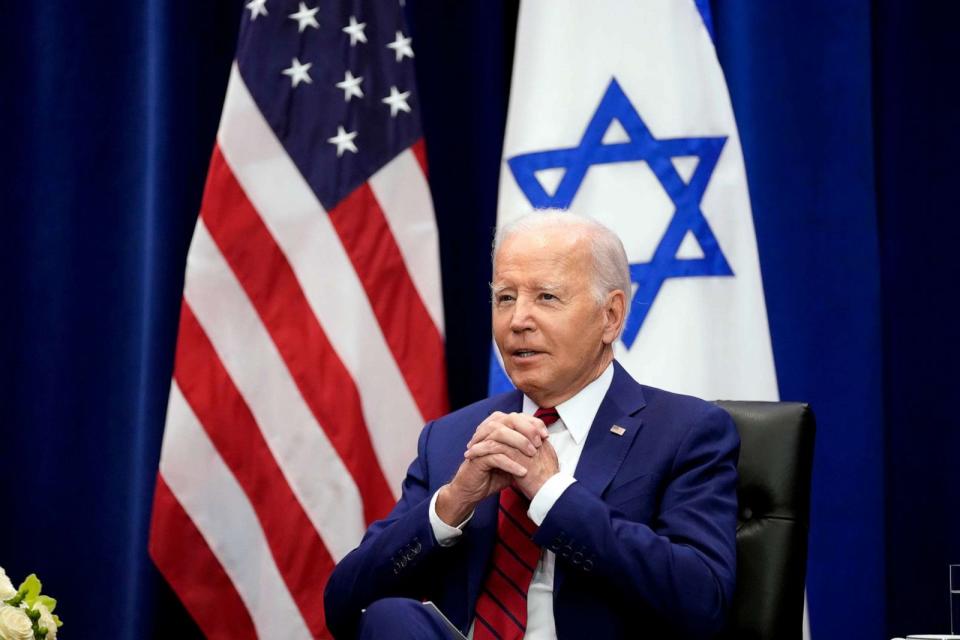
[507,78,734,347]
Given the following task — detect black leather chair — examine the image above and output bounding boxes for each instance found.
[714,401,816,640]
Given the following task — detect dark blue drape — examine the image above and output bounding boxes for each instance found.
[714,2,960,635]
[1,1,957,637]
[405,2,518,410]
[872,1,960,633]
[713,3,885,638]
[0,1,240,636]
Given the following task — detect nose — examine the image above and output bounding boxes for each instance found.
[509,295,536,333]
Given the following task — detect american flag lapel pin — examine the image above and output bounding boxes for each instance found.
[609,425,626,436]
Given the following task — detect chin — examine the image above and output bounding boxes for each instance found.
[504,370,531,389]
[508,375,543,399]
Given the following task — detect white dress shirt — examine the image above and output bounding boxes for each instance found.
[428,363,614,639]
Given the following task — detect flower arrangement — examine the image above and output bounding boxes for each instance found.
[0,567,62,640]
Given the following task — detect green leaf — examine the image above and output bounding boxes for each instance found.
[52,614,62,628]
[20,574,41,605]
[37,595,56,613]
[5,583,29,607]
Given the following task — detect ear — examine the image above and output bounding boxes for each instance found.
[600,290,626,345]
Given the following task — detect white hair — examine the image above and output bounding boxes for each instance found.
[493,210,632,320]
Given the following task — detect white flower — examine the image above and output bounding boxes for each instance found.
[32,602,57,640]
[0,568,15,602]
[0,604,33,640]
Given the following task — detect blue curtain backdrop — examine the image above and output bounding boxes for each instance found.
[713,3,886,638]
[1,1,957,637]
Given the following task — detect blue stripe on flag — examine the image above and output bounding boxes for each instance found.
[487,345,514,395]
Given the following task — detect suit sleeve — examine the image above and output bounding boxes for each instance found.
[533,404,740,636]
[323,420,449,638]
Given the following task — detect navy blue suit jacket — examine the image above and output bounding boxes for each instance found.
[324,362,740,638]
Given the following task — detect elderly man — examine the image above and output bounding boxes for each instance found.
[324,212,739,639]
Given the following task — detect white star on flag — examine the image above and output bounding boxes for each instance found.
[288,2,319,33]
[245,0,267,20]
[282,57,313,87]
[342,16,368,46]
[149,0,451,636]
[382,86,411,117]
[336,71,364,102]
[327,126,358,156]
[386,31,414,62]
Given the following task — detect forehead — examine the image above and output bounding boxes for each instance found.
[493,228,592,284]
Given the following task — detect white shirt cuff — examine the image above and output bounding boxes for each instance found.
[429,489,473,547]
[527,473,577,526]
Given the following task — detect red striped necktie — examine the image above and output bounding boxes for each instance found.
[473,407,560,640]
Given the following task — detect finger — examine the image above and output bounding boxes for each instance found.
[483,452,528,477]
[468,412,550,449]
[531,439,561,474]
[481,425,538,455]
[467,413,512,448]
[502,412,550,442]
[465,439,534,462]
[466,422,493,449]
[530,438,559,465]
[539,438,558,457]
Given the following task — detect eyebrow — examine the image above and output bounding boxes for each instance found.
[489,281,564,295]
[534,282,563,294]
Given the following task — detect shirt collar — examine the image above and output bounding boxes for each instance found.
[521,362,614,445]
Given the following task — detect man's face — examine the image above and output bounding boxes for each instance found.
[492,227,618,407]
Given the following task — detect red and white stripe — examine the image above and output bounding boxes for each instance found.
[150,65,448,639]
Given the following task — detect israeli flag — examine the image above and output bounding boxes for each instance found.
[491,0,779,405]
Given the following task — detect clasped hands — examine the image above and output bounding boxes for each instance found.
[436,412,560,527]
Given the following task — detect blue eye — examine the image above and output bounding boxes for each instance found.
[541,293,556,301]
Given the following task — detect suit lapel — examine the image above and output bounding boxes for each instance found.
[573,361,647,497]
[553,362,646,599]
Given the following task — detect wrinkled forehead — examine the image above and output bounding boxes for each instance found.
[493,227,591,269]
[492,231,593,289]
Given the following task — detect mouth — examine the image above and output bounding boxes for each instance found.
[511,349,543,360]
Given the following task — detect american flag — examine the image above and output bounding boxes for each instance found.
[148,1,447,637]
